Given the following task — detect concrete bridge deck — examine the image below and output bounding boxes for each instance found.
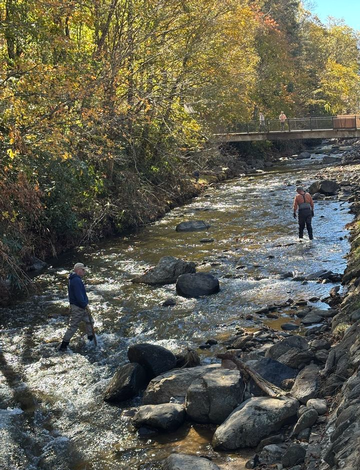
[214,115,360,143]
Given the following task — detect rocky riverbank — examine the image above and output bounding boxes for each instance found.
[101,140,360,470]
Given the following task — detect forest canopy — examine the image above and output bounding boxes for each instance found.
[0,0,359,291]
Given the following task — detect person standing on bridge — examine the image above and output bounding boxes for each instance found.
[293,186,314,241]
[259,112,266,131]
[279,111,287,131]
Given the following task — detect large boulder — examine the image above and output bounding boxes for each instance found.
[212,396,299,450]
[185,368,245,424]
[276,349,315,369]
[308,180,340,195]
[247,358,298,396]
[266,336,309,361]
[163,453,220,470]
[128,343,177,380]
[176,273,219,298]
[143,364,221,405]
[175,220,211,232]
[290,364,320,404]
[131,256,196,285]
[133,403,185,432]
[104,363,148,403]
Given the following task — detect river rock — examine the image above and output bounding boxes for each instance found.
[309,338,331,350]
[176,273,220,298]
[104,363,148,403]
[247,358,298,396]
[162,453,220,470]
[281,444,306,467]
[212,396,299,450]
[301,313,324,325]
[175,220,211,232]
[308,180,340,195]
[258,444,284,465]
[131,256,196,285]
[133,403,185,432]
[307,398,328,415]
[291,364,320,404]
[256,433,285,452]
[298,151,311,159]
[292,408,318,436]
[231,334,255,349]
[304,269,333,281]
[314,349,329,363]
[185,368,245,424]
[281,323,300,331]
[322,156,342,164]
[175,348,200,368]
[276,348,315,369]
[143,364,221,405]
[266,336,309,360]
[128,343,177,380]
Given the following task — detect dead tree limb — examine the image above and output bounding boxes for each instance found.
[218,352,288,399]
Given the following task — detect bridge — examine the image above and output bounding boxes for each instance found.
[214,115,360,143]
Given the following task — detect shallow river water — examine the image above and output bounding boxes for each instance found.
[0,152,353,470]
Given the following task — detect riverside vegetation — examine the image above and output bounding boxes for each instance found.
[1,0,360,297]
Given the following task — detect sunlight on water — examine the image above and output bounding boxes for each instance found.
[0,154,353,469]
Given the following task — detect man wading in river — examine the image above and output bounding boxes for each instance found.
[59,263,95,351]
[293,186,314,241]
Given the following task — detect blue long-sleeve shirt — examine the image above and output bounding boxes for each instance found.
[68,273,88,308]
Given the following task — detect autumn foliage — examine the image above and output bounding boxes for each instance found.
[0,0,359,291]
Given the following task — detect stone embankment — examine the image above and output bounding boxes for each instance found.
[310,141,360,470]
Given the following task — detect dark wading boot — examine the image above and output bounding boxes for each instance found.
[59,341,69,351]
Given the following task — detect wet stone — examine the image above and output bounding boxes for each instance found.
[176,272,220,298]
[281,444,306,467]
[281,323,300,331]
[163,453,221,470]
[133,403,185,432]
[175,220,211,232]
[301,313,324,325]
[128,343,177,380]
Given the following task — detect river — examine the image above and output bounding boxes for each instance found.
[0,150,352,470]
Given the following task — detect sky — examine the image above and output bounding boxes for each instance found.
[309,0,360,31]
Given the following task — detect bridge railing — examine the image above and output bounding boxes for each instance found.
[216,115,360,134]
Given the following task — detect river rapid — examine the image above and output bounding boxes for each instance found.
[0,150,353,470]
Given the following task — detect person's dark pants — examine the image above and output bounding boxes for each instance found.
[298,209,313,240]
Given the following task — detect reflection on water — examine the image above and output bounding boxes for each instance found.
[0,155,352,469]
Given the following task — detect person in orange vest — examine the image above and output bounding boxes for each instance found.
[293,186,314,240]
